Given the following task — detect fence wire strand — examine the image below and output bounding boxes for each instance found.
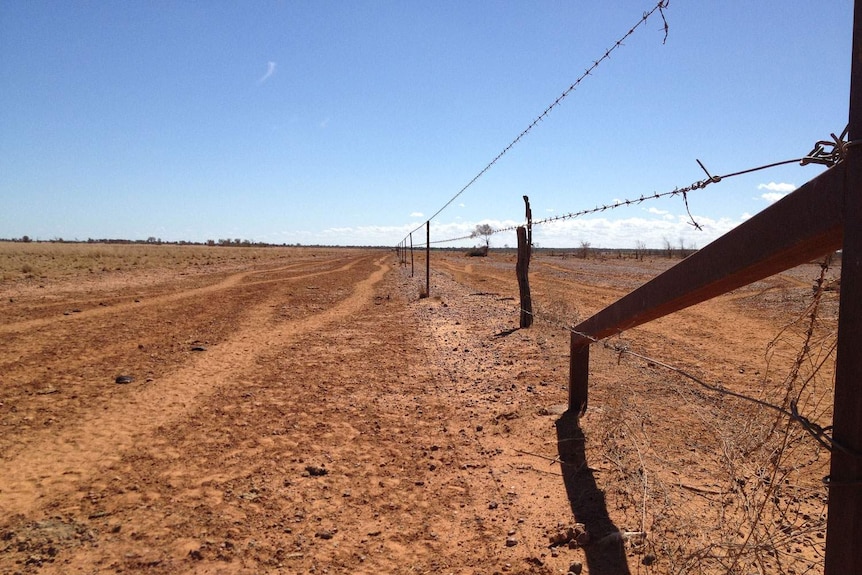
[401,1,670,242]
[410,155,805,247]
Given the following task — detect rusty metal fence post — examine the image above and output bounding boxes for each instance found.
[824,1,862,572]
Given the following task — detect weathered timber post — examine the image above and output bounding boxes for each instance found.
[409,232,414,278]
[516,195,533,328]
[425,221,431,297]
[824,1,862,572]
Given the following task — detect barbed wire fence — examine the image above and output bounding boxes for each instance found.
[388,0,856,571]
[406,154,814,249]
[399,241,841,573]
[398,0,670,245]
[394,122,851,572]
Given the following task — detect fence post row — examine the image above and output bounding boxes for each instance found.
[566,3,861,569]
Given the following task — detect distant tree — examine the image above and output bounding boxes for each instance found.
[663,237,675,259]
[21,235,31,243]
[471,224,494,249]
[578,240,592,259]
[635,240,647,261]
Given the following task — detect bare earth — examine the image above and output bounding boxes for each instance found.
[0,245,839,574]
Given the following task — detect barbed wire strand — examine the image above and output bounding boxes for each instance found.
[408,155,804,247]
[400,1,670,243]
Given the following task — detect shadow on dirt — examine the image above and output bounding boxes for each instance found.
[556,409,630,575]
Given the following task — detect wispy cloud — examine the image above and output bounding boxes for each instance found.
[410,212,424,218]
[758,182,796,193]
[757,182,795,204]
[647,207,668,215]
[257,61,277,85]
[760,192,787,204]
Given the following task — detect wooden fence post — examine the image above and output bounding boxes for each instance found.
[517,196,533,328]
[425,221,430,297]
[408,233,413,277]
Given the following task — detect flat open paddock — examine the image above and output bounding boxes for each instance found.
[0,243,839,574]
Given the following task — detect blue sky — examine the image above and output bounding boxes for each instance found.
[0,1,853,248]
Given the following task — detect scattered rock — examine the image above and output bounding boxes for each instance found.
[315,530,335,540]
[548,523,587,548]
[569,562,583,574]
[505,536,518,547]
[191,346,207,352]
[642,554,656,566]
[115,375,134,384]
[305,465,328,477]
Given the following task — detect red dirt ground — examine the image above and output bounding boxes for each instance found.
[0,246,840,574]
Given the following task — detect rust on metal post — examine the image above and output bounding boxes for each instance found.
[571,164,844,344]
[566,163,844,417]
[824,1,862,572]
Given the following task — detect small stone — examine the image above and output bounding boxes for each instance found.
[569,562,583,574]
[305,465,328,476]
[505,536,518,547]
[115,375,134,384]
[641,554,656,566]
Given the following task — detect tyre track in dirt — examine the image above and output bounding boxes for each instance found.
[3,254,562,575]
[0,255,389,518]
[0,257,356,335]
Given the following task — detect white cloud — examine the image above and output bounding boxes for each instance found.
[758,183,796,204]
[257,61,277,84]
[410,212,424,218]
[760,192,788,204]
[647,207,669,215]
[758,182,796,193]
